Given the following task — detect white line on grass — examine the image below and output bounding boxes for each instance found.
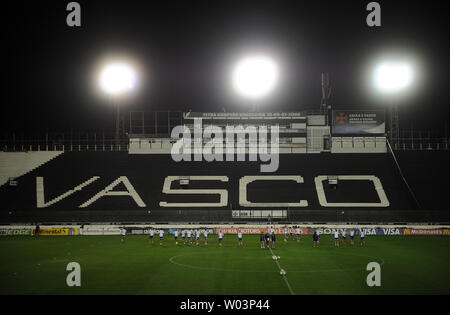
[268,247,295,295]
[169,253,277,273]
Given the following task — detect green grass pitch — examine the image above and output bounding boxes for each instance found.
[1,235,450,295]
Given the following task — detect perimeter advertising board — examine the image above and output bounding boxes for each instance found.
[0,229,32,236]
[332,110,385,135]
[215,227,309,235]
[314,227,403,235]
[81,228,121,235]
[32,228,69,236]
[403,228,449,236]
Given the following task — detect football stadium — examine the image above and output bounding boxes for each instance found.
[1,0,450,301]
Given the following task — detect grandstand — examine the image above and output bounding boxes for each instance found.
[1,110,449,225]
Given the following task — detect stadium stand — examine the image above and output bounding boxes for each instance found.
[1,151,448,224]
[0,151,63,186]
[1,112,449,224]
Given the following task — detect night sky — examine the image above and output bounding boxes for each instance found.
[2,0,450,135]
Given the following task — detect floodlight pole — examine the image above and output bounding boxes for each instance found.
[115,102,120,148]
[321,73,332,126]
[389,102,400,149]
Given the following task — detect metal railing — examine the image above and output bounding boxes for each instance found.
[0,133,129,152]
[1,131,449,152]
[391,138,449,151]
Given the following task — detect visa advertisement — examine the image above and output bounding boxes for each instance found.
[314,227,403,236]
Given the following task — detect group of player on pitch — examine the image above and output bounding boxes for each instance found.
[332,229,366,247]
[260,226,302,249]
[121,228,243,246]
[155,229,244,247]
[120,226,366,247]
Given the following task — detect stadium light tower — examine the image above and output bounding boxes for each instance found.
[232,55,279,111]
[99,62,137,147]
[373,61,414,148]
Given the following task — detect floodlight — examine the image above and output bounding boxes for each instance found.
[232,55,279,99]
[100,63,136,95]
[373,62,414,93]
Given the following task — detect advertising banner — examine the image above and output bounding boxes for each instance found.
[80,228,103,235]
[332,110,385,135]
[215,227,309,235]
[32,228,69,236]
[357,228,403,235]
[403,228,447,236]
[0,229,32,236]
[103,228,121,235]
[81,228,121,235]
[312,227,403,235]
[187,112,306,118]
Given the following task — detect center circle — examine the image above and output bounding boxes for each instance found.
[169,251,384,274]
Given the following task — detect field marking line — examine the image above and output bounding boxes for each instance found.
[168,253,277,273]
[268,247,295,295]
[167,248,385,280]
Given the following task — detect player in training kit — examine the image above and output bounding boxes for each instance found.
[204,230,208,245]
[349,229,355,246]
[174,229,179,245]
[189,229,192,245]
[296,227,301,242]
[159,229,164,246]
[271,231,276,248]
[342,230,347,245]
[334,231,339,247]
[313,231,319,247]
[260,232,265,248]
[268,226,275,248]
[218,230,224,246]
[237,230,243,246]
[290,227,295,240]
[186,229,191,245]
[121,228,126,242]
[284,227,288,242]
[265,232,271,248]
[196,229,201,246]
[181,230,186,244]
[360,231,366,247]
[149,228,155,245]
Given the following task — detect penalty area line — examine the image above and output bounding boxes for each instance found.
[268,247,295,295]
